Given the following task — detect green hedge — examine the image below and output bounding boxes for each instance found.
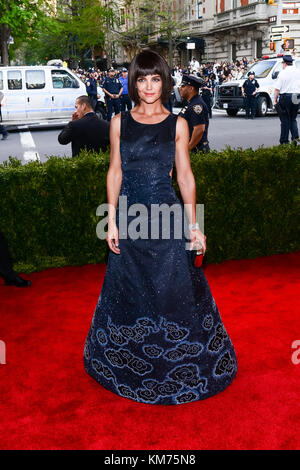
[0,146,299,273]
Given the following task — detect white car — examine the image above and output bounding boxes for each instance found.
[216,55,300,117]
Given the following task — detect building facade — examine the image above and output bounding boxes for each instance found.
[184,0,300,63]
[106,0,300,67]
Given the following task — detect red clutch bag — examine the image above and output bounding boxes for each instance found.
[194,249,204,268]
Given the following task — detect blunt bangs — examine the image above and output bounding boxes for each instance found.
[128,49,172,104]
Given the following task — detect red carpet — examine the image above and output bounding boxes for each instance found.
[0,252,299,450]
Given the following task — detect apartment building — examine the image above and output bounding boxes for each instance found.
[185,0,300,63]
[108,1,300,66]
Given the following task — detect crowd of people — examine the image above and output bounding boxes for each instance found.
[68,56,256,122]
[72,56,254,94]
[59,51,299,157]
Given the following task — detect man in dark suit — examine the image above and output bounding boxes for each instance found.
[0,229,31,287]
[58,95,110,157]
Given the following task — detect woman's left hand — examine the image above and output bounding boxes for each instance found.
[190,229,207,255]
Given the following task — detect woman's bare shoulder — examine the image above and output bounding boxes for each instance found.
[176,115,187,126]
[175,115,189,137]
[110,113,121,134]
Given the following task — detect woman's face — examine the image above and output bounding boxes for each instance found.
[136,74,162,103]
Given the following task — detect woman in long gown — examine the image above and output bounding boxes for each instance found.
[84,50,237,405]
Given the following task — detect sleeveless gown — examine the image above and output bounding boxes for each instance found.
[83,111,237,405]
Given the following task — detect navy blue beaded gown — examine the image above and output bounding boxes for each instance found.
[83,111,237,405]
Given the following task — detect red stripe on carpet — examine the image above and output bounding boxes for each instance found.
[0,252,299,450]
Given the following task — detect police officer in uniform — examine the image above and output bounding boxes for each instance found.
[242,71,259,119]
[201,76,213,118]
[85,72,98,110]
[119,67,132,112]
[0,91,8,140]
[102,68,123,121]
[274,55,300,145]
[179,74,210,153]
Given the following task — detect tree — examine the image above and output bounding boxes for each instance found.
[22,18,71,66]
[0,0,53,65]
[157,0,186,69]
[20,0,115,67]
[69,0,111,63]
[117,0,159,62]
[117,0,186,67]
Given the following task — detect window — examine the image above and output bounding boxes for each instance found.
[232,43,237,62]
[26,70,46,89]
[0,71,3,90]
[273,62,283,74]
[186,5,191,20]
[51,70,79,89]
[241,61,276,79]
[198,1,203,18]
[7,70,22,90]
[256,39,262,59]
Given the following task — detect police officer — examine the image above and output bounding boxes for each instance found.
[85,72,98,110]
[102,68,123,121]
[274,55,300,145]
[179,74,210,153]
[201,75,213,118]
[0,91,8,140]
[242,71,259,119]
[164,76,176,113]
[119,67,132,112]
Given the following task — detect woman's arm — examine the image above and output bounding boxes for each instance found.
[106,114,122,254]
[174,116,206,254]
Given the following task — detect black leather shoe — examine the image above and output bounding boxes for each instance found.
[1,134,8,140]
[4,275,32,287]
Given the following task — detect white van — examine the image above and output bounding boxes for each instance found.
[216,55,300,117]
[0,65,86,122]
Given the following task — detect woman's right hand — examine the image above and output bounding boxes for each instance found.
[106,221,120,254]
[190,229,207,256]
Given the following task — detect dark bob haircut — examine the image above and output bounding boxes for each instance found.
[128,49,172,104]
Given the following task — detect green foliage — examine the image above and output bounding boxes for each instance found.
[0,147,299,273]
[23,16,71,65]
[20,0,114,65]
[0,0,51,31]
[0,0,54,62]
[69,0,109,51]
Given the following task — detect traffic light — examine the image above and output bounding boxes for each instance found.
[265,0,275,4]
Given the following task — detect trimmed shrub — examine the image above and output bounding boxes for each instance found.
[0,145,299,273]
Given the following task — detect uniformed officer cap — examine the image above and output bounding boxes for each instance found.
[282,55,294,64]
[122,67,127,72]
[181,74,204,90]
[248,71,255,76]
